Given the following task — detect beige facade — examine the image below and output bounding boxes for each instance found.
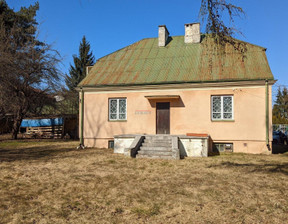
[81,81,273,154]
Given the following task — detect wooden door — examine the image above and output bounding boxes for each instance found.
[156,102,170,134]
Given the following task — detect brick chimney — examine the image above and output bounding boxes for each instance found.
[184,23,200,44]
[158,25,170,47]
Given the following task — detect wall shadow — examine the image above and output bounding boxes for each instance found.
[85,104,106,148]
[178,140,187,159]
[84,99,128,148]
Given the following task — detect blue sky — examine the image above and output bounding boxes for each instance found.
[7,0,288,97]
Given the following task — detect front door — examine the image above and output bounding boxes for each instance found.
[156,102,170,134]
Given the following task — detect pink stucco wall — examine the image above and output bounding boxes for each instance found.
[81,84,272,154]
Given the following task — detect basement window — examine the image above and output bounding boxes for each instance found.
[213,143,233,152]
[108,140,114,149]
[109,98,127,121]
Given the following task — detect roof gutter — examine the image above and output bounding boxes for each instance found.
[78,88,85,149]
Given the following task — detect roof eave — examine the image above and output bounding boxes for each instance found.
[75,79,276,92]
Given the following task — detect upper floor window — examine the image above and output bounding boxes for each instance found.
[109,98,127,121]
[211,95,233,120]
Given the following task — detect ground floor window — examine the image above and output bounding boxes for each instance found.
[211,95,233,120]
[213,143,233,152]
[109,98,127,121]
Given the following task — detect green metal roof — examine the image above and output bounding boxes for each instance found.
[79,35,274,87]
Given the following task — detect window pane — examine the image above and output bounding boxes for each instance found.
[119,99,126,114]
[223,96,232,113]
[110,114,117,120]
[212,113,221,119]
[219,144,224,152]
[223,113,232,119]
[119,114,126,120]
[110,100,117,114]
[212,97,221,113]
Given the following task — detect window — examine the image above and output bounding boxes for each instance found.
[211,95,233,120]
[213,143,233,152]
[108,140,114,149]
[109,98,127,121]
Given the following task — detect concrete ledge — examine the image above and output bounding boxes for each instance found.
[178,135,209,139]
[114,134,209,158]
[171,136,180,159]
[186,133,209,137]
[114,136,136,154]
[179,137,208,157]
[114,134,142,138]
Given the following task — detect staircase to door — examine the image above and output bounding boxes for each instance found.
[136,135,179,159]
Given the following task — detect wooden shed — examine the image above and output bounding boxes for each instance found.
[20,115,78,139]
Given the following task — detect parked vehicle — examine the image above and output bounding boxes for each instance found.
[273,131,287,145]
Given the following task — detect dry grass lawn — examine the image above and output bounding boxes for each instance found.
[0,139,287,223]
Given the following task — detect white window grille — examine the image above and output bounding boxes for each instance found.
[211,95,233,120]
[109,98,127,121]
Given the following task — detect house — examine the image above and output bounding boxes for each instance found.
[77,23,275,158]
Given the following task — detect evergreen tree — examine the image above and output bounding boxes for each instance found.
[273,87,288,124]
[65,36,95,90]
[0,0,39,44]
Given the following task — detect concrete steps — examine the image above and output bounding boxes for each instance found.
[136,154,175,160]
[138,151,173,156]
[139,146,173,151]
[141,142,172,147]
[136,135,179,159]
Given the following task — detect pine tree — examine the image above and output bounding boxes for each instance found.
[65,36,95,90]
[273,87,288,124]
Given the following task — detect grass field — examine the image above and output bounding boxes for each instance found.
[0,139,287,223]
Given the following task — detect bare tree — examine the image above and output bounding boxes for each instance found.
[199,0,246,51]
[0,21,61,139]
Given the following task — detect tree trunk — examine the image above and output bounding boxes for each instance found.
[11,115,23,139]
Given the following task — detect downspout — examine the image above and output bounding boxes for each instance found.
[265,80,270,150]
[79,87,85,149]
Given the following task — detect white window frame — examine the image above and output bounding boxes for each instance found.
[211,95,234,121]
[109,98,127,121]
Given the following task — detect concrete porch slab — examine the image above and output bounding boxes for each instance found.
[114,134,210,158]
